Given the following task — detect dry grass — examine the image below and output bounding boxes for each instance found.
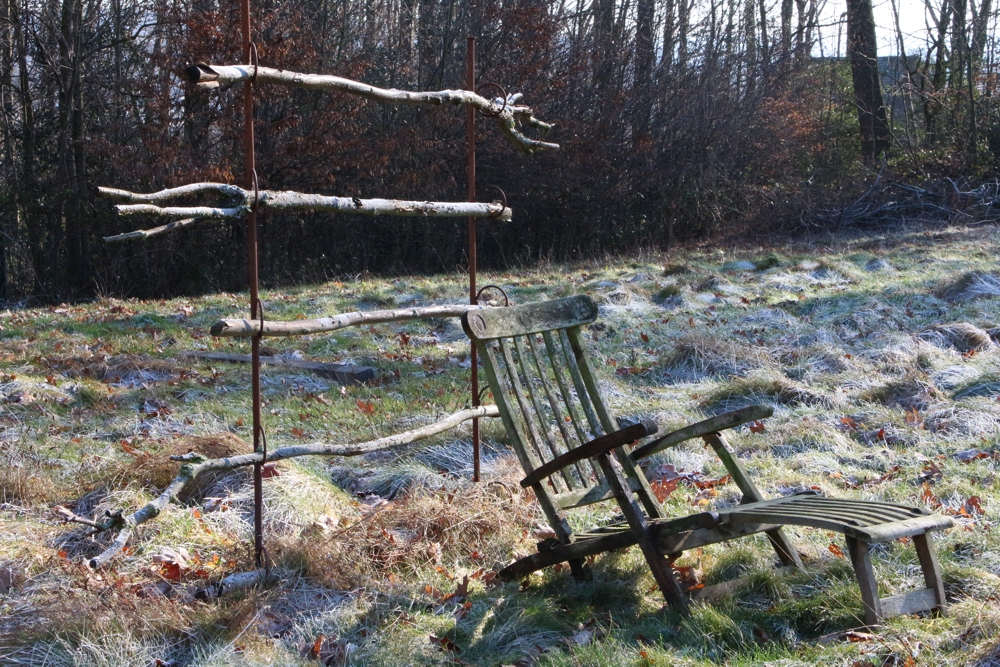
[2,226,1000,665]
[936,271,1000,303]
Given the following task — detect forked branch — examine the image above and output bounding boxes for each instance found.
[98,185,512,242]
[76,405,499,569]
[185,64,558,153]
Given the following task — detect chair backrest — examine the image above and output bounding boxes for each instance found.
[462,296,664,532]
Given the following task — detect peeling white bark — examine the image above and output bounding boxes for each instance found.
[210,304,485,337]
[99,185,511,242]
[186,64,558,153]
[82,405,499,569]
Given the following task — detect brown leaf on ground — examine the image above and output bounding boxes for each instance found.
[429,634,460,653]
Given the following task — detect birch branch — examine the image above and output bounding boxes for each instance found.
[210,304,485,338]
[98,185,512,242]
[82,405,499,569]
[185,64,558,153]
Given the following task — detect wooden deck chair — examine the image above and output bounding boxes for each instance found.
[462,296,953,624]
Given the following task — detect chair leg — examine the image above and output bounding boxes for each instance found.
[596,452,690,614]
[846,537,882,626]
[765,528,804,569]
[913,532,946,615]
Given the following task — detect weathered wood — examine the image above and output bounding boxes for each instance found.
[499,338,565,492]
[703,432,802,568]
[567,325,664,520]
[596,451,689,613]
[879,588,939,618]
[852,515,954,544]
[100,185,512,242]
[472,296,954,623]
[913,532,947,614]
[526,335,591,485]
[656,522,784,554]
[630,405,774,460]
[558,329,603,436]
[542,331,601,482]
[178,351,374,385]
[86,405,498,568]
[184,64,558,154]
[521,421,656,488]
[477,340,579,563]
[499,529,636,580]
[513,336,577,490]
[846,536,883,625]
[211,304,484,338]
[462,296,598,341]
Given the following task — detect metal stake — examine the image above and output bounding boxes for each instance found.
[241,0,264,568]
[466,36,480,483]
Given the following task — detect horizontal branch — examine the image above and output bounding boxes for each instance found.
[186,64,558,153]
[98,185,512,242]
[211,304,485,337]
[84,405,499,569]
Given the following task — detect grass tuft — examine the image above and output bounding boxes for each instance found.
[935,271,1000,302]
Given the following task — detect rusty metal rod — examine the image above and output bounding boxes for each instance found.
[241,0,264,569]
[467,36,480,484]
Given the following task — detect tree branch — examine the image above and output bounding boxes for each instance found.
[210,304,485,338]
[83,405,499,569]
[98,186,512,242]
[185,64,558,153]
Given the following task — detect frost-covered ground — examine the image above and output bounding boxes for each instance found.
[1,225,998,666]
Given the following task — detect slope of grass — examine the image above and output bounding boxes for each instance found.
[1,225,999,665]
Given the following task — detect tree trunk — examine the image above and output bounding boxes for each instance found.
[846,0,891,160]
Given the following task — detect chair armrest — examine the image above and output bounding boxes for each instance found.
[520,419,658,488]
[630,405,773,461]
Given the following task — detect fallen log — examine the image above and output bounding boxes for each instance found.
[210,304,484,338]
[70,405,500,569]
[178,351,374,385]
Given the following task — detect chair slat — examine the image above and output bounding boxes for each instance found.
[498,338,570,494]
[478,340,578,546]
[558,329,604,437]
[566,326,665,519]
[513,335,578,491]
[526,334,592,486]
[543,330,601,482]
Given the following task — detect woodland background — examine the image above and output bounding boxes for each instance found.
[0,0,996,302]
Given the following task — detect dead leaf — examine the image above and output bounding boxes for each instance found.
[440,575,470,603]
[748,420,766,433]
[954,449,992,463]
[840,416,859,431]
[429,634,460,653]
[356,399,375,415]
[650,477,680,502]
[965,496,985,516]
[828,543,845,558]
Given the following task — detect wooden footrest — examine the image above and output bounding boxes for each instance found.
[719,494,953,542]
